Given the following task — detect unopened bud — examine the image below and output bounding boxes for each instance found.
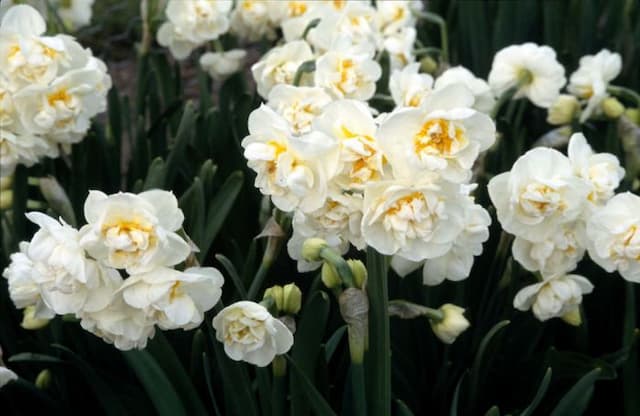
[263,286,284,311]
[430,304,470,344]
[301,238,328,262]
[0,175,12,191]
[282,283,302,315]
[561,308,582,326]
[21,305,50,330]
[420,55,438,75]
[321,262,341,289]
[624,108,640,125]
[0,190,12,210]
[602,97,625,119]
[347,260,367,289]
[35,369,52,389]
[547,94,579,125]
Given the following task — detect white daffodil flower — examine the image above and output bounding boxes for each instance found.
[14,61,111,144]
[307,1,379,53]
[2,241,54,319]
[156,22,200,60]
[121,267,224,330]
[361,176,467,262]
[0,127,59,177]
[287,187,364,272]
[55,0,94,30]
[212,301,294,367]
[514,273,593,322]
[512,221,586,275]
[242,105,340,213]
[435,66,496,114]
[229,0,278,42]
[586,192,640,283]
[266,84,333,135]
[25,212,120,316]
[567,132,624,207]
[199,49,247,81]
[79,293,156,351]
[78,190,191,273]
[388,62,434,108]
[378,84,496,183]
[375,0,422,36]
[568,49,622,122]
[488,147,590,242]
[315,38,382,101]
[488,42,566,108]
[311,99,386,189]
[382,26,417,70]
[391,192,491,285]
[251,40,314,99]
[166,0,232,43]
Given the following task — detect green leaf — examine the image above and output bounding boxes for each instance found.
[215,254,247,299]
[290,291,331,415]
[469,320,510,407]
[165,101,198,185]
[202,352,223,416]
[122,349,188,416]
[549,368,602,416]
[547,348,616,380]
[520,367,552,416]
[395,399,415,416]
[286,355,337,416]
[8,352,65,365]
[366,248,391,416]
[197,170,244,262]
[450,371,467,416]
[485,406,500,416]
[324,325,347,362]
[179,177,206,247]
[52,345,126,416]
[146,332,208,416]
[143,157,167,190]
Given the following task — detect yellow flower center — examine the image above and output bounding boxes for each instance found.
[414,119,465,157]
[47,88,72,107]
[288,1,307,17]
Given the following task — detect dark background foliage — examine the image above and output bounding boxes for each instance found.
[1,0,639,415]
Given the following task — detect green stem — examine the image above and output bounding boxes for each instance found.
[292,60,316,87]
[608,85,640,107]
[351,361,367,416]
[320,247,355,288]
[272,356,287,416]
[490,86,518,119]
[365,248,390,416]
[414,11,449,63]
[248,236,281,300]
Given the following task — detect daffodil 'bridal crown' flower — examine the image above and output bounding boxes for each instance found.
[488,42,566,108]
[200,49,247,81]
[79,190,191,273]
[251,40,314,99]
[388,62,434,108]
[212,301,294,367]
[242,104,339,213]
[0,4,110,175]
[514,273,593,322]
[586,192,640,283]
[121,267,224,330]
[378,84,496,183]
[488,146,590,243]
[266,84,333,135]
[435,66,496,114]
[157,0,233,60]
[568,49,622,122]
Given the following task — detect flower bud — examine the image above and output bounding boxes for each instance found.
[624,108,640,125]
[263,285,284,312]
[21,305,50,330]
[347,260,367,289]
[561,308,582,326]
[546,94,579,125]
[282,283,302,315]
[0,176,12,191]
[430,304,470,344]
[0,190,12,210]
[420,55,438,75]
[35,369,52,389]
[301,238,328,262]
[602,97,625,119]
[321,262,341,289]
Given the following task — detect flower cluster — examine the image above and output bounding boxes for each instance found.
[489,132,633,323]
[3,189,224,350]
[244,68,496,287]
[0,1,95,31]
[0,4,110,177]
